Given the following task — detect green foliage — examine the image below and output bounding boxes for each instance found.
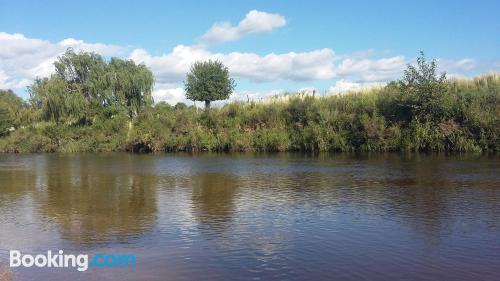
[0,107,12,136]
[30,48,154,123]
[117,73,497,153]
[174,102,187,110]
[398,52,451,123]
[29,77,87,123]
[184,60,236,108]
[0,89,35,134]
[54,48,108,103]
[0,53,498,153]
[0,124,56,153]
[108,57,154,118]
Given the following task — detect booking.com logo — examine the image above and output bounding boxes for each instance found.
[9,250,136,272]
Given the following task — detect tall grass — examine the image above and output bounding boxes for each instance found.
[123,74,500,153]
[0,74,498,153]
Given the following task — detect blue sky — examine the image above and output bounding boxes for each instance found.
[1,0,499,104]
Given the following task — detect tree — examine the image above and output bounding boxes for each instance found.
[108,58,154,118]
[29,77,86,123]
[0,107,12,135]
[399,51,450,123]
[54,48,108,104]
[0,89,35,129]
[184,60,236,109]
[29,48,154,122]
[174,102,187,110]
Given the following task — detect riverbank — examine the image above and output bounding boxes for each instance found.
[0,74,498,153]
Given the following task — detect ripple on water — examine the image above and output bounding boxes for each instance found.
[0,153,499,280]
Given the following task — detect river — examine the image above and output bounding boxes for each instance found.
[0,153,499,280]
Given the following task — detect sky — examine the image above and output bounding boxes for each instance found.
[1,0,499,105]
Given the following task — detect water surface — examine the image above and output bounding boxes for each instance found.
[0,153,499,280]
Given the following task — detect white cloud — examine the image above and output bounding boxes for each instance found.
[329,80,386,94]
[439,58,477,72]
[201,10,286,44]
[129,45,211,84]
[335,56,406,82]
[130,46,338,84]
[128,42,412,102]
[446,73,469,79]
[224,49,337,82]
[208,89,286,107]
[0,70,9,88]
[0,32,125,90]
[153,84,189,105]
[0,10,495,105]
[152,84,286,107]
[129,45,411,91]
[58,38,125,55]
[233,89,285,101]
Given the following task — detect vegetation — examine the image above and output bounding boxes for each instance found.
[0,89,35,136]
[0,52,498,153]
[185,60,236,109]
[29,48,154,124]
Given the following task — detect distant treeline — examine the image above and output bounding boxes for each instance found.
[0,50,498,153]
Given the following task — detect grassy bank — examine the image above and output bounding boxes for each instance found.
[1,74,498,153]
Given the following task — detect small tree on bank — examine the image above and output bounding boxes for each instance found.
[184,60,236,109]
[399,51,449,123]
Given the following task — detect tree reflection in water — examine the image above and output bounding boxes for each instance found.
[33,154,158,246]
[190,173,239,231]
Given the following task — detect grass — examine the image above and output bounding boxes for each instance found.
[0,74,498,153]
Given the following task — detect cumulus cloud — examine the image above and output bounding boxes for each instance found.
[233,89,285,101]
[335,56,406,82]
[0,70,9,87]
[152,83,286,106]
[329,80,386,94]
[129,45,411,89]
[129,45,211,84]
[201,10,286,44]
[129,45,338,84]
[225,49,336,82]
[438,58,477,72]
[152,84,189,105]
[0,10,495,105]
[0,32,125,90]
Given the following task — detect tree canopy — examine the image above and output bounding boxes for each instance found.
[0,89,32,134]
[1,52,498,153]
[29,48,154,123]
[184,60,235,108]
[398,51,450,123]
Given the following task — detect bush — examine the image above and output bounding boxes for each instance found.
[0,74,498,153]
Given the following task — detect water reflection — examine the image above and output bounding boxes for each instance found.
[0,154,158,247]
[0,153,499,281]
[190,173,239,230]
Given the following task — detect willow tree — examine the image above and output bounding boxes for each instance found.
[29,77,86,123]
[184,60,235,109]
[30,48,154,122]
[54,48,109,105]
[0,89,33,130]
[109,58,154,118]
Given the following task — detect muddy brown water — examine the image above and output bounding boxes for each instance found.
[0,153,499,280]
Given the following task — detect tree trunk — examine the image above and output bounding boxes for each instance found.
[205,100,211,109]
